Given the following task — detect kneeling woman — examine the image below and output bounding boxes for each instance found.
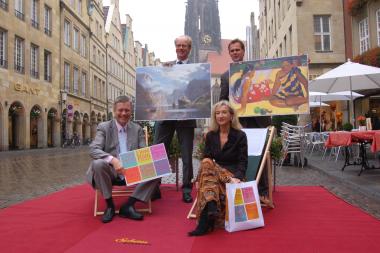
[189,100,248,236]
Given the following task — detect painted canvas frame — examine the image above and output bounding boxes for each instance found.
[229,55,309,117]
[135,63,212,121]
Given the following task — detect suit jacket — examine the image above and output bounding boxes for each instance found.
[86,119,146,183]
[158,60,196,128]
[203,128,248,180]
[219,70,229,101]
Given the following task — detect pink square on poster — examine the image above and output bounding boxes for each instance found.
[242,187,256,203]
[150,143,167,160]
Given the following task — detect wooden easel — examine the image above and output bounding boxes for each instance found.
[187,126,276,219]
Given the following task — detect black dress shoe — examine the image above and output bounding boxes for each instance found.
[102,207,115,223]
[183,192,193,203]
[119,204,143,220]
[151,188,161,201]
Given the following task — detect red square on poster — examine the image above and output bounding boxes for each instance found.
[124,166,141,184]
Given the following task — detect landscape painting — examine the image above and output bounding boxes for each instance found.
[135,63,211,121]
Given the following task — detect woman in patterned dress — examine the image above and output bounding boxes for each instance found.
[188,100,248,236]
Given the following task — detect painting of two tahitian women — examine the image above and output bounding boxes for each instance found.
[135,54,309,121]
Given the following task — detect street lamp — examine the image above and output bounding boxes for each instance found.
[60,90,68,146]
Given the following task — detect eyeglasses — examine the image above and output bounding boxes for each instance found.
[175,44,189,49]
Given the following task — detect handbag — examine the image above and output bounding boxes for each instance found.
[225,180,264,232]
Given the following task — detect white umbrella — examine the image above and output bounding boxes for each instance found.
[309,101,330,107]
[309,91,364,102]
[309,59,380,124]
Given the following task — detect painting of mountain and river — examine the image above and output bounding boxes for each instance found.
[135,63,211,121]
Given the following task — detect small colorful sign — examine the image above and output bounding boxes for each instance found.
[234,187,259,222]
[119,143,171,186]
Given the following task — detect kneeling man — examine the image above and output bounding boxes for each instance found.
[86,96,159,223]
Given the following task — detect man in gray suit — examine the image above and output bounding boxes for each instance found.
[86,96,159,223]
[153,35,196,203]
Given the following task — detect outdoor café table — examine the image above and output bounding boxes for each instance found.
[325,130,380,175]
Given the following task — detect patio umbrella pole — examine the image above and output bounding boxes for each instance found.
[349,77,355,128]
[319,96,322,132]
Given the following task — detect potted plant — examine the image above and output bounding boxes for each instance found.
[343,122,353,132]
[194,132,206,161]
[357,115,366,131]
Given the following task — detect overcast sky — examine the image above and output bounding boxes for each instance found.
[104,0,259,62]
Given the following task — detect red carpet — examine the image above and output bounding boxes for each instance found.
[0,185,380,253]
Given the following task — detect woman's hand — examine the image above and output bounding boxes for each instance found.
[230,177,241,184]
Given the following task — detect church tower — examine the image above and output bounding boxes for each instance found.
[185,0,222,62]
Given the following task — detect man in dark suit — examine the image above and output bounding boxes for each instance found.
[153,35,196,203]
[219,39,271,128]
[86,96,159,223]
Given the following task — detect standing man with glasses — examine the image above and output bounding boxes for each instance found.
[153,35,196,203]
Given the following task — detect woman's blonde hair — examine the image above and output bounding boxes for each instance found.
[209,100,242,132]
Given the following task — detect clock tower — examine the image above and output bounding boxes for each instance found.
[185,0,222,62]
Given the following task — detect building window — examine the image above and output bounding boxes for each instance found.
[14,0,24,20]
[44,5,51,36]
[30,44,39,78]
[77,0,82,16]
[14,36,24,73]
[102,54,105,68]
[92,45,96,63]
[377,10,380,46]
[0,0,8,11]
[64,62,70,91]
[359,18,370,54]
[73,67,79,94]
[44,50,51,82]
[31,0,39,29]
[0,28,7,68]
[81,71,86,97]
[64,20,71,46]
[314,15,331,51]
[93,76,97,98]
[73,27,79,51]
[80,34,86,57]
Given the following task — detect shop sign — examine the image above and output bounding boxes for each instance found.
[14,83,40,95]
[67,104,74,118]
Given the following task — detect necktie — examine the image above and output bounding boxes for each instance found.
[118,127,127,154]
[178,61,183,64]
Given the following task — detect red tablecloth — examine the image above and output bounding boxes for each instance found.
[325,130,380,153]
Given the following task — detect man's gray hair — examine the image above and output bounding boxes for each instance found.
[113,95,132,109]
[174,35,192,48]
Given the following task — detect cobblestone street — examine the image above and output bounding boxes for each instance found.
[1,147,380,220]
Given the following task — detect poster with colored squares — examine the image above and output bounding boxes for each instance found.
[119,143,171,186]
[234,187,259,222]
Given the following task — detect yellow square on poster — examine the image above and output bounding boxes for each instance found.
[234,188,244,205]
[135,147,153,164]
[245,202,259,220]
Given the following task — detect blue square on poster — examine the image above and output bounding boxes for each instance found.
[154,159,171,176]
[235,205,248,222]
[119,151,138,168]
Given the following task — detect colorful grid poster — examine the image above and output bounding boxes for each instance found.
[119,143,171,186]
[234,187,259,222]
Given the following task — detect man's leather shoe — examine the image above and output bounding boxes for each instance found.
[119,204,143,220]
[151,188,161,201]
[102,207,115,223]
[183,192,193,203]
